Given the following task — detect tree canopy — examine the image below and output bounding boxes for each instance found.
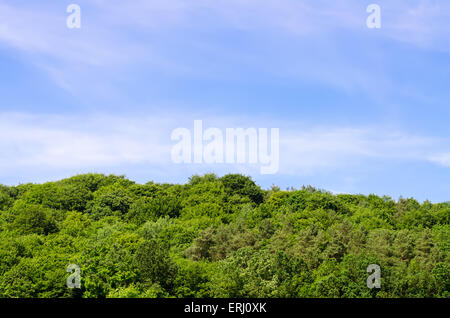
[0,173,448,298]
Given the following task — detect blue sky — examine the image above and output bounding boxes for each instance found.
[1,0,450,202]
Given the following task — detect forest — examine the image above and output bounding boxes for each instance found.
[0,173,448,298]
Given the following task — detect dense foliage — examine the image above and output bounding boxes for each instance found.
[0,173,448,298]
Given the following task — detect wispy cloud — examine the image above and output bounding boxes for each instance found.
[387,1,450,50]
[428,153,450,167]
[1,1,449,94]
[0,112,448,183]
[0,112,171,170]
[281,127,441,174]
[0,3,122,66]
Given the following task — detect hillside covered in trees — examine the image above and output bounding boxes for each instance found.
[0,173,448,298]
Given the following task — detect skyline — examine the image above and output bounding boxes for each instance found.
[1,0,450,202]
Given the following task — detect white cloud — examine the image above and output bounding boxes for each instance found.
[387,1,450,50]
[0,112,448,183]
[279,127,442,175]
[428,153,450,167]
[1,0,449,94]
[0,113,171,170]
[0,3,119,66]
